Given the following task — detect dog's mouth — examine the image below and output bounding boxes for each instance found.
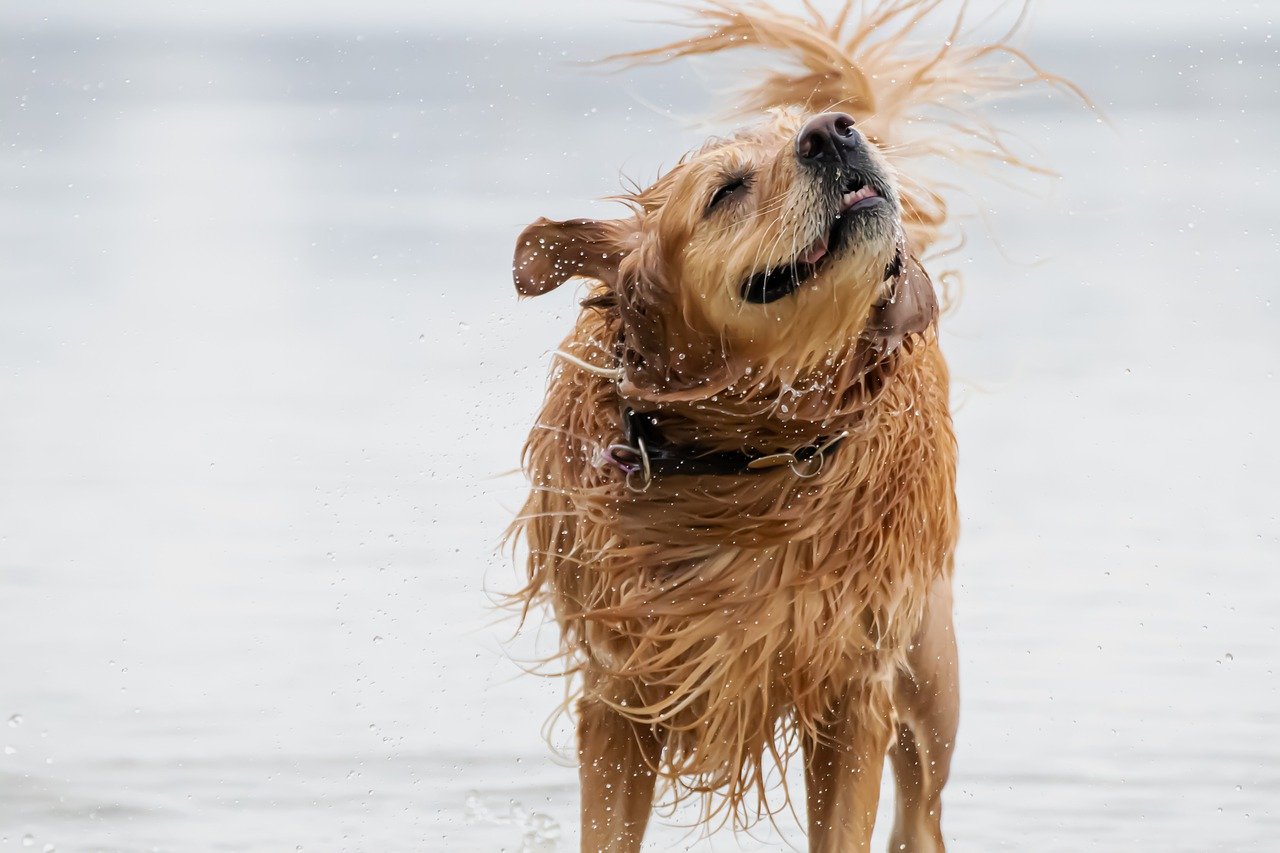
[741,178,889,305]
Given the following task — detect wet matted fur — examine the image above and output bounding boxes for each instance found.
[505,2,1075,849]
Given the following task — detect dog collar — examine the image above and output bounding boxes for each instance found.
[600,407,849,490]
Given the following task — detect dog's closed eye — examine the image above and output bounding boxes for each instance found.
[706,173,751,214]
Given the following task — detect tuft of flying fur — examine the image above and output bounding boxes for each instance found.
[612,0,1086,250]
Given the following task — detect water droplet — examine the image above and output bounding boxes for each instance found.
[372,635,384,645]
[21,834,34,848]
[7,714,22,728]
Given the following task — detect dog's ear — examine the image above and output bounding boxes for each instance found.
[512,217,634,297]
[865,252,938,355]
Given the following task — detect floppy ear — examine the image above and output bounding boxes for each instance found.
[864,252,938,355]
[512,217,633,297]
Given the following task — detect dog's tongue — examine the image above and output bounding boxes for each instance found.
[801,232,829,265]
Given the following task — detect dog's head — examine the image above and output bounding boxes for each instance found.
[514,110,926,402]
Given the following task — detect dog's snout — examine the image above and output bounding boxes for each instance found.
[795,112,860,164]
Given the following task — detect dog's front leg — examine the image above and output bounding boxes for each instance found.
[577,697,660,853]
[803,683,894,853]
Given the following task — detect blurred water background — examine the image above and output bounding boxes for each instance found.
[1,1,1277,850]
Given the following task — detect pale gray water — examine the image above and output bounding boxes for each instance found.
[0,5,1277,852]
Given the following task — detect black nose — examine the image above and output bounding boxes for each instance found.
[795,112,860,164]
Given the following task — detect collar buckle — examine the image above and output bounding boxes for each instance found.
[601,436,652,492]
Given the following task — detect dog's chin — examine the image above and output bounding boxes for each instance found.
[741,181,897,305]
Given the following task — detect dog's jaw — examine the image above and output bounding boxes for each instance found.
[798,184,883,265]
[740,173,899,305]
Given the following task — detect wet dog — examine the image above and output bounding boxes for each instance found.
[508,2,1071,850]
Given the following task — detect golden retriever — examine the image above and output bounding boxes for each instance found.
[507,2,1073,850]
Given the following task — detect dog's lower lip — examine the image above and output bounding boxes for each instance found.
[845,195,885,213]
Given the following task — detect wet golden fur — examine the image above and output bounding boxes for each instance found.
[506,1,1072,846]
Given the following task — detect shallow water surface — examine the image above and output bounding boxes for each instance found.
[0,8,1277,852]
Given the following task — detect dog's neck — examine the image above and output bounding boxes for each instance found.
[604,239,938,479]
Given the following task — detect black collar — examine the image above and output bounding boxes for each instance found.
[601,408,848,486]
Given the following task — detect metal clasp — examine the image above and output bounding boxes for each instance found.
[767,430,850,479]
[601,436,652,492]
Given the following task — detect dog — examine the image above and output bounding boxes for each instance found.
[507,2,1071,850]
